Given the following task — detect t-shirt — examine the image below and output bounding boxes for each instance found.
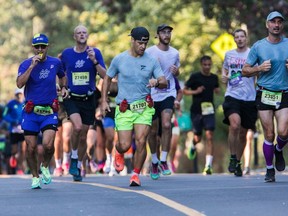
[18,56,65,105]
[246,37,288,91]
[146,45,180,101]
[185,72,219,114]
[107,51,164,104]
[61,47,106,95]
[223,48,256,101]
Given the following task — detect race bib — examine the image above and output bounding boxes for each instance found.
[72,72,89,85]
[201,102,214,115]
[261,90,282,107]
[33,106,53,116]
[130,100,147,113]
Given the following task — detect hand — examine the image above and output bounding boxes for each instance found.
[170,65,178,75]
[100,101,111,117]
[260,59,271,72]
[146,79,158,88]
[195,86,205,94]
[86,47,96,63]
[31,54,43,66]
[222,74,229,84]
[61,87,69,99]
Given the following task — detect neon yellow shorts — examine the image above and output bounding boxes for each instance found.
[115,104,155,131]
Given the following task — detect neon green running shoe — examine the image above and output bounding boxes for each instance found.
[203,165,213,175]
[186,145,196,160]
[31,177,41,189]
[40,164,52,185]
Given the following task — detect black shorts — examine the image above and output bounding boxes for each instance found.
[256,90,288,111]
[191,113,215,136]
[153,96,175,120]
[222,96,257,130]
[10,133,25,145]
[63,96,96,125]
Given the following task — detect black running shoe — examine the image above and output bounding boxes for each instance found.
[228,158,237,173]
[264,168,275,182]
[274,145,285,171]
[73,168,83,182]
[234,162,243,177]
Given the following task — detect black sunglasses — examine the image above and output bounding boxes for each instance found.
[33,45,47,49]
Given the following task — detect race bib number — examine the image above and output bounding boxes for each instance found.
[130,100,147,113]
[261,90,282,107]
[72,72,89,85]
[201,102,214,115]
[33,106,53,116]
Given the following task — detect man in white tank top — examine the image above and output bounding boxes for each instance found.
[146,24,180,180]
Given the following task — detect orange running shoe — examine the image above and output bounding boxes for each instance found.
[130,174,141,186]
[114,150,125,173]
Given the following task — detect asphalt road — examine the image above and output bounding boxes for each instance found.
[1,170,288,216]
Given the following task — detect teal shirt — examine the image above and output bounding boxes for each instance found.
[107,51,164,104]
[246,37,288,91]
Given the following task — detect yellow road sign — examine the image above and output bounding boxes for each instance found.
[211,33,237,60]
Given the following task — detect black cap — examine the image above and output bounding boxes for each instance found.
[157,24,173,34]
[129,27,150,42]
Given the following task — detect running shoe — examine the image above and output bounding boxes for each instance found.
[158,161,171,175]
[228,157,237,173]
[97,162,105,173]
[40,164,52,185]
[69,158,79,176]
[81,168,86,177]
[274,145,285,171]
[170,161,176,173]
[53,167,63,177]
[89,160,98,173]
[73,168,83,182]
[130,174,141,187]
[103,158,111,174]
[62,163,69,175]
[9,156,17,168]
[150,162,160,180]
[234,162,243,177]
[114,150,125,173]
[264,168,275,182]
[203,165,213,175]
[31,177,41,189]
[243,167,250,175]
[186,145,196,160]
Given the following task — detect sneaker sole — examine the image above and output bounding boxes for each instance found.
[130,181,141,186]
[150,174,160,180]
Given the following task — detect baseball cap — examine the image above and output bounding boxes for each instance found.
[14,88,23,95]
[129,27,150,42]
[157,24,173,33]
[32,33,49,46]
[266,11,285,21]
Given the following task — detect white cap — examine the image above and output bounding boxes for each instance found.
[14,88,23,95]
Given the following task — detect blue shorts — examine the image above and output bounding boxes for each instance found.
[103,117,115,129]
[21,111,58,134]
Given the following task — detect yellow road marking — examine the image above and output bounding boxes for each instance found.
[54,179,205,216]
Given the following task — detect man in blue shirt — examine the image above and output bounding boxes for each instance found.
[3,88,25,174]
[243,11,288,182]
[61,25,106,182]
[17,33,68,189]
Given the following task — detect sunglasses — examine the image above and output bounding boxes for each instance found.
[33,45,47,49]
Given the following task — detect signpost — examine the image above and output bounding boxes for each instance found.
[211,33,237,61]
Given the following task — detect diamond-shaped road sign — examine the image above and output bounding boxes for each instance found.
[210,33,237,61]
